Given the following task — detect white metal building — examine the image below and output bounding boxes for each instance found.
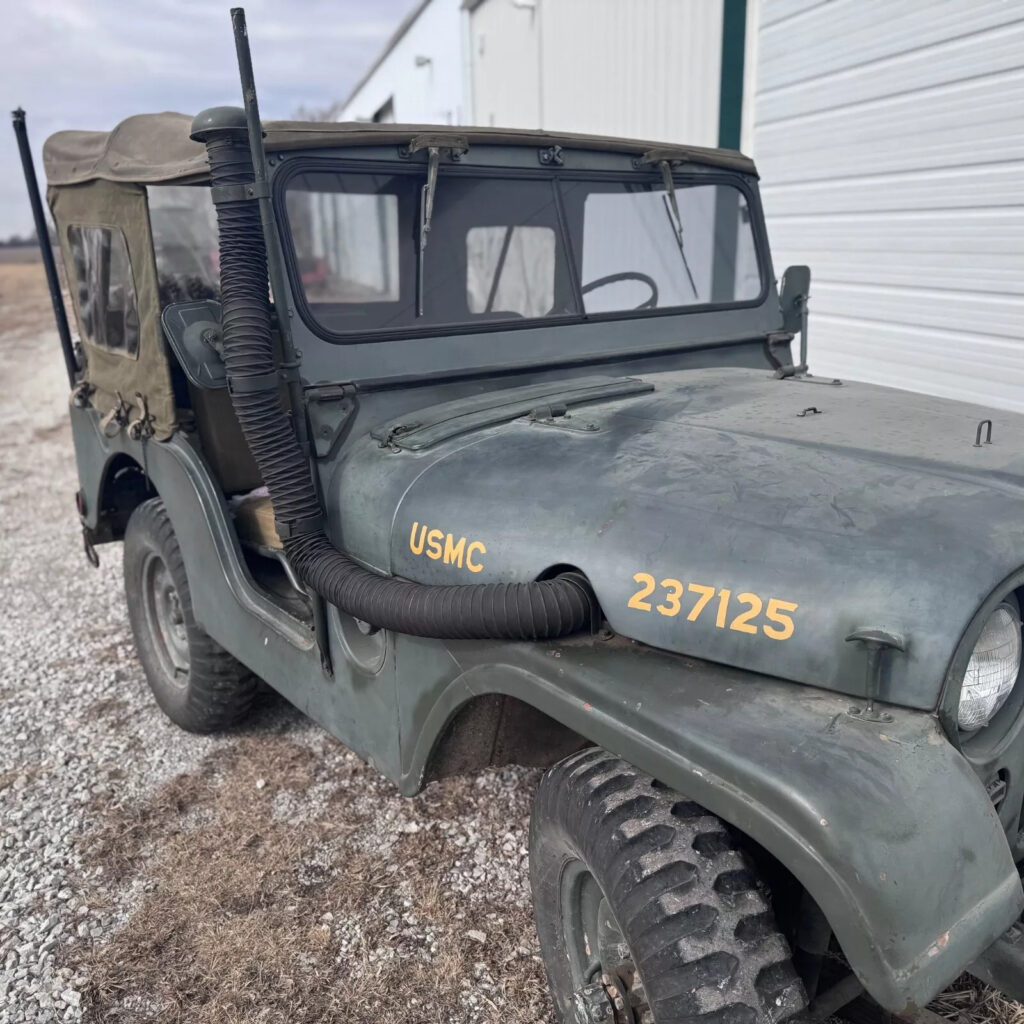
[338,0,467,125]
[747,0,1024,412]
[339,0,740,148]
[465,0,729,145]
[339,0,1024,411]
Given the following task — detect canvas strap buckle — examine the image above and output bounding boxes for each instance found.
[100,391,131,437]
[127,392,155,442]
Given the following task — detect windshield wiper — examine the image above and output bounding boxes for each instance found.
[417,147,439,318]
[657,159,698,298]
[409,134,467,317]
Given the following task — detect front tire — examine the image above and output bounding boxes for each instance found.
[530,748,806,1024]
[123,498,257,732]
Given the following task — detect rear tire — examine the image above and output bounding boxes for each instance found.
[123,498,257,732]
[530,747,807,1024]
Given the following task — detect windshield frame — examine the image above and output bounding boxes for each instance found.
[273,154,770,346]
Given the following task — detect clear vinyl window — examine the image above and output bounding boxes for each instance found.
[66,225,140,357]
[148,185,221,307]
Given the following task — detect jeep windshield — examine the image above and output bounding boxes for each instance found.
[281,167,763,340]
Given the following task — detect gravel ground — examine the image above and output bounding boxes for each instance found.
[1,262,1021,1024]
[0,263,549,1024]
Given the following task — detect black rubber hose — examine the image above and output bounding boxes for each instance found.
[202,132,598,640]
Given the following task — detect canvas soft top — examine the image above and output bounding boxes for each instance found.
[43,111,757,187]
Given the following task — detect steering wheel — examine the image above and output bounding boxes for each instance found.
[580,271,659,310]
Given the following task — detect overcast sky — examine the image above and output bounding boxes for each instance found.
[0,0,415,237]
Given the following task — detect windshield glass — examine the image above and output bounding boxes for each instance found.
[282,168,762,338]
[561,180,761,313]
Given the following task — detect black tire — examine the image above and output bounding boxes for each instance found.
[530,747,807,1024]
[123,498,257,732]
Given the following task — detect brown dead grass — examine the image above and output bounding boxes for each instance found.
[0,261,61,339]
[74,731,550,1024]
[933,977,1024,1024]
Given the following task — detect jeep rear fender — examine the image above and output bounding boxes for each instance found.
[398,635,1024,1012]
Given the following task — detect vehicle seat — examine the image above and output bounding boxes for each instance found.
[189,386,264,495]
[232,491,282,550]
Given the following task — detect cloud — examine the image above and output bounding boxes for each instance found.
[0,0,415,236]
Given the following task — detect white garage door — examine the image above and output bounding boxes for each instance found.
[749,0,1024,411]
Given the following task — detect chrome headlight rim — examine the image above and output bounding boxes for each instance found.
[942,581,1024,760]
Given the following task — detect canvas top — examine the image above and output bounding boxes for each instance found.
[43,111,757,187]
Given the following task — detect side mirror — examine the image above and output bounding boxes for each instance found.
[161,298,226,389]
[779,265,811,335]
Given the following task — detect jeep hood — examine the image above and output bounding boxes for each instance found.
[335,368,1024,709]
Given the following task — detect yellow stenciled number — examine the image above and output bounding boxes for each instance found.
[715,588,732,628]
[730,592,763,634]
[628,572,656,611]
[686,583,716,621]
[656,578,684,617]
[764,598,799,640]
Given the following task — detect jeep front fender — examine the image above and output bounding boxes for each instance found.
[401,636,1024,1011]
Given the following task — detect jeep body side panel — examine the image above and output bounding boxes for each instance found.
[396,635,1024,1012]
[68,405,403,780]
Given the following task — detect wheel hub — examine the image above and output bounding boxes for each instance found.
[142,552,190,682]
[562,859,653,1024]
[572,966,651,1024]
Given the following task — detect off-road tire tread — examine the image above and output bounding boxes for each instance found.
[124,498,257,732]
[531,747,806,1024]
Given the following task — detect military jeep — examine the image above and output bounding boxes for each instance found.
[13,9,1024,1022]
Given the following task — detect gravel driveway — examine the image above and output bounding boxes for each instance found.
[0,264,549,1024]
[0,262,1020,1024]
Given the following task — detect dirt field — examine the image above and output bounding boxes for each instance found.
[0,259,1020,1024]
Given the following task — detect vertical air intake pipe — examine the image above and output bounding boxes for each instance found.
[191,108,598,641]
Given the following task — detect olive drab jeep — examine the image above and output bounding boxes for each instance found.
[12,8,1024,1023]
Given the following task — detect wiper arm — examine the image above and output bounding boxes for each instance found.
[658,159,698,298]
[408,134,468,318]
[417,146,440,318]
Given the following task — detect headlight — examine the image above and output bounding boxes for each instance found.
[958,601,1022,731]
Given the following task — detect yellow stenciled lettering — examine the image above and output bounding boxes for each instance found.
[466,541,486,573]
[409,522,486,572]
[426,528,444,560]
[409,522,427,555]
[444,535,467,567]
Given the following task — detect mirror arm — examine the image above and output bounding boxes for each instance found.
[797,292,809,369]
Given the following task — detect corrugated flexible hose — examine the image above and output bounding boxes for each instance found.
[201,133,598,640]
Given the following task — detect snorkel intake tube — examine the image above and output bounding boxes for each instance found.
[191,107,598,641]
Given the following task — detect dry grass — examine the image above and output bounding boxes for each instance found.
[932,977,1024,1024]
[0,261,62,339]
[73,728,550,1024]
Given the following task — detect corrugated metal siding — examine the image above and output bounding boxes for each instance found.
[470,0,723,146]
[470,0,541,129]
[750,0,1024,411]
